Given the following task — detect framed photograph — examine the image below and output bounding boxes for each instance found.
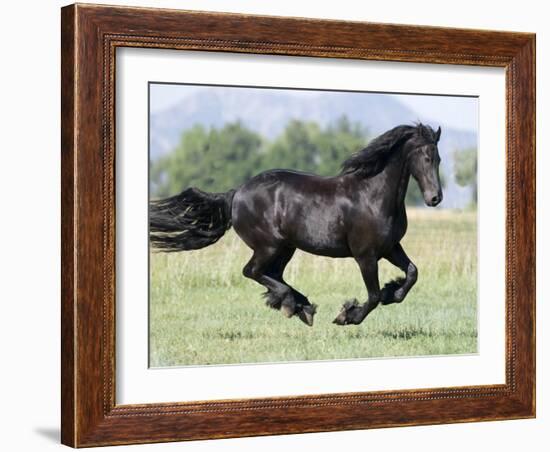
[61,3,535,447]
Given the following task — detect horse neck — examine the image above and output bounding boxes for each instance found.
[392,154,411,211]
[364,152,410,215]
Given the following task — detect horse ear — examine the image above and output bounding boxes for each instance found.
[435,126,441,143]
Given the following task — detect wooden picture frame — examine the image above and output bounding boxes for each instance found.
[61,3,535,447]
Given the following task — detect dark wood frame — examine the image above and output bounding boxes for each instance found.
[61,3,536,447]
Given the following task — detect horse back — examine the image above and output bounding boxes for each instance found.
[231,169,352,257]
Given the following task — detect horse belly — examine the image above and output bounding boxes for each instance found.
[295,240,351,258]
[288,209,351,258]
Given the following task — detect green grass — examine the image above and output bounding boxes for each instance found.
[149,208,477,367]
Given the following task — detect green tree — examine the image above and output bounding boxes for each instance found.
[453,147,478,204]
[260,120,321,173]
[150,122,263,197]
[316,116,368,176]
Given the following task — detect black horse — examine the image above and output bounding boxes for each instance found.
[150,123,443,327]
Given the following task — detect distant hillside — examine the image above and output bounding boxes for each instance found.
[150,87,477,208]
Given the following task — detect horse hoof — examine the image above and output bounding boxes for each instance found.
[333,299,359,325]
[332,316,348,326]
[298,304,317,327]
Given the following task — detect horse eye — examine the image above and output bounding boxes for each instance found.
[424,156,430,163]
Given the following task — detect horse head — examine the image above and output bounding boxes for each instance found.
[340,124,443,208]
[406,124,443,207]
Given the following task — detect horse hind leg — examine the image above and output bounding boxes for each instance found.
[243,249,300,320]
[243,247,316,326]
[267,248,317,325]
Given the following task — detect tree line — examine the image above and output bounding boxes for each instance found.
[151,117,476,206]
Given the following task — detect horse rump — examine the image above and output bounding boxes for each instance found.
[150,187,235,252]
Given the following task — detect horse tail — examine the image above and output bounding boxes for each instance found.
[149,187,235,252]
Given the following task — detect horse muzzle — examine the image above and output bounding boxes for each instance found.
[425,192,442,207]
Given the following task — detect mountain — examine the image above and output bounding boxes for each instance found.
[149,87,477,208]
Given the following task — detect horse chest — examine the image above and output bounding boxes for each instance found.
[381,216,408,252]
[389,216,407,241]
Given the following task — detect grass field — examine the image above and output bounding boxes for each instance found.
[149,208,477,367]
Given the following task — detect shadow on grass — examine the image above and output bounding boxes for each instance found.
[380,327,436,340]
[205,330,257,341]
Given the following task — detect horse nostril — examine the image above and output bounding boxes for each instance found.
[431,195,440,205]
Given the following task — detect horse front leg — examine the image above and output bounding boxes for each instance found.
[333,254,381,326]
[381,243,418,305]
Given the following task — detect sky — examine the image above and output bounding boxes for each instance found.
[149,84,478,132]
[395,94,478,132]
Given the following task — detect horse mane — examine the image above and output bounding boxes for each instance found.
[340,123,439,177]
